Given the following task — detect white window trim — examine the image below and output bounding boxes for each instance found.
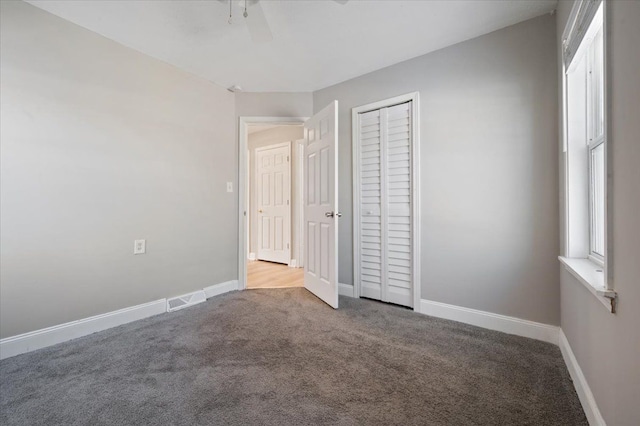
[587,136,605,265]
[586,24,605,263]
[560,0,615,312]
[559,257,615,312]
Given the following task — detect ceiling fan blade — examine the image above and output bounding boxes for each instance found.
[332,0,350,4]
[245,1,273,43]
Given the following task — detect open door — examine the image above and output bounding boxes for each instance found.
[304,101,339,308]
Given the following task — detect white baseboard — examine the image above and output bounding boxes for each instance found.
[419,299,559,345]
[203,280,239,299]
[289,259,297,268]
[559,330,606,426]
[0,279,240,360]
[0,299,166,360]
[339,283,354,298]
[248,253,256,261]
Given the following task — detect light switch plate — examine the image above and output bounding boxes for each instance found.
[134,239,146,255]
[226,182,233,192]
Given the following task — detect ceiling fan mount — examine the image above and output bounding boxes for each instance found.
[223,0,349,43]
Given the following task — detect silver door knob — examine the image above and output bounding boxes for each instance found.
[325,211,343,218]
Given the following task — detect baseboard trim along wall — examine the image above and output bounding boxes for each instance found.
[339,283,354,298]
[203,280,239,299]
[0,279,240,360]
[558,330,606,426]
[419,299,560,345]
[0,299,166,360]
[419,299,605,422]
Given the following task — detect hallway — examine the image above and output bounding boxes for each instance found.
[246,260,303,289]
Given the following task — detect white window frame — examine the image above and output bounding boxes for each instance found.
[587,137,605,265]
[586,24,605,266]
[559,0,616,313]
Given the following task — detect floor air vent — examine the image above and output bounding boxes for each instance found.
[166,290,206,312]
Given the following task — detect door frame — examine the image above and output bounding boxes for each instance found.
[295,139,305,268]
[238,116,308,291]
[254,141,292,264]
[351,92,421,311]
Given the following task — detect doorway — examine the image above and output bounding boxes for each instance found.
[238,102,340,307]
[245,122,304,289]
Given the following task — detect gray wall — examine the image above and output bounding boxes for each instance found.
[314,14,560,325]
[0,1,237,338]
[557,1,640,424]
[235,92,312,118]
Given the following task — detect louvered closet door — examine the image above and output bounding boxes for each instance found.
[358,109,383,300]
[357,101,413,308]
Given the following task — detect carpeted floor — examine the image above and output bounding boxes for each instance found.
[0,288,587,425]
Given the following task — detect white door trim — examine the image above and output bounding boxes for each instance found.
[351,92,421,310]
[254,141,292,264]
[295,139,305,268]
[238,117,308,290]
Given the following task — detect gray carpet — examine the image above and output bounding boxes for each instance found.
[1,288,586,425]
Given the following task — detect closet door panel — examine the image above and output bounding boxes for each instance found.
[358,109,383,300]
[356,101,413,308]
[384,102,413,307]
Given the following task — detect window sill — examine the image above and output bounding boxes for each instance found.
[559,257,617,313]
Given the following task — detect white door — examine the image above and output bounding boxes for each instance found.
[356,101,415,308]
[304,101,339,308]
[256,143,291,264]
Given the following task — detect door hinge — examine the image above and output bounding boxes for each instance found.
[287,243,289,249]
[287,200,289,205]
[287,155,289,162]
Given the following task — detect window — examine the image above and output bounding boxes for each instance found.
[590,142,604,257]
[587,23,605,262]
[560,0,615,311]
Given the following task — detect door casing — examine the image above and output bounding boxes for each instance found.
[238,117,308,290]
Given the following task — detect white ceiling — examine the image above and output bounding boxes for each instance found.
[27,0,557,92]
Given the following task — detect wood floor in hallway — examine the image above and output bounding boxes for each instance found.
[247,260,304,289]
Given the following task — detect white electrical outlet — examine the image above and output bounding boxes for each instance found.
[226,182,233,192]
[134,239,146,255]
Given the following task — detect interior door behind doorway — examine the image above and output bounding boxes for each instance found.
[256,142,291,264]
